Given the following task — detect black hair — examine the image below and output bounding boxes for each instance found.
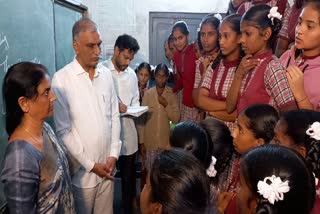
[211,14,243,70]
[135,62,152,75]
[241,144,315,214]
[3,62,48,136]
[199,118,238,183]
[200,13,221,32]
[242,4,282,50]
[306,0,320,15]
[172,21,189,36]
[114,34,140,53]
[227,0,237,15]
[241,104,279,143]
[170,121,213,169]
[296,0,304,8]
[279,109,320,179]
[168,33,175,43]
[154,63,169,76]
[150,149,210,213]
[296,0,315,9]
[196,30,203,52]
[72,17,97,40]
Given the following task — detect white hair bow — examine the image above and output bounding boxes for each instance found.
[306,122,320,140]
[206,156,217,177]
[267,7,282,25]
[214,13,222,22]
[257,175,290,204]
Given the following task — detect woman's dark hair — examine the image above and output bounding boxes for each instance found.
[172,20,189,36]
[114,34,140,53]
[306,1,320,16]
[3,62,48,136]
[150,149,210,213]
[170,121,213,169]
[135,62,152,75]
[196,30,203,53]
[241,104,279,143]
[242,4,282,50]
[296,0,304,8]
[280,109,320,179]
[297,0,316,9]
[199,118,238,183]
[154,63,169,76]
[211,14,243,70]
[241,144,315,214]
[200,13,220,34]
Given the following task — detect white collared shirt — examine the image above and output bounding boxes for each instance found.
[52,58,121,188]
[101,59,139,156]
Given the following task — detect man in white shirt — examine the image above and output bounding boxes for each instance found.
[102,34,140,214]
[52,18,121,214]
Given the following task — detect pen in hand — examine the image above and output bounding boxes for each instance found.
[117,95,127,113]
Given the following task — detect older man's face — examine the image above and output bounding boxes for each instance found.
[73,30,102,69]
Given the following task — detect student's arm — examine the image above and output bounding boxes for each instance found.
[286,65,314,110]
[226,55,259,113]
[264,63,297,114]
[197,87,227,111]
[193,62,212,107]
[208,110,237,122]
[192,88,201,107]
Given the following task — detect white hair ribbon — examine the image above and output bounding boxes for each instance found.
[257,175,290,204]
[206,156,217,177]
[214,13,222,22]
[306,122,320,140]
[267,7,282,25]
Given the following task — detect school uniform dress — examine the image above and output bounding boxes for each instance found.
[193,52,218,121]
[193,50,219,89]
[237,0,289,16]
[312,181,320,214]
[237,50,296,114]
[140,86,180,170]
[280,47,320,110]
[173,43,198,121]
[201,58,240,129]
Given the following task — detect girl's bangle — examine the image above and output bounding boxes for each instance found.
[297,96,308,103]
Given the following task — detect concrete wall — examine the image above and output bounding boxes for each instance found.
[82,0,228,64]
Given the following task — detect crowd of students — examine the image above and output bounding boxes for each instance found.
[135,0,320,213]
[1,0,320,213]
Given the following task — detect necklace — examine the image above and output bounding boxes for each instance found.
[23,127,43,144]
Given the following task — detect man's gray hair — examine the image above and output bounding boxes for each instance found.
[72,17,98,40]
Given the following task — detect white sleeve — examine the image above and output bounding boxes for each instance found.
[109,76,122,158]
[52,74,94,172]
